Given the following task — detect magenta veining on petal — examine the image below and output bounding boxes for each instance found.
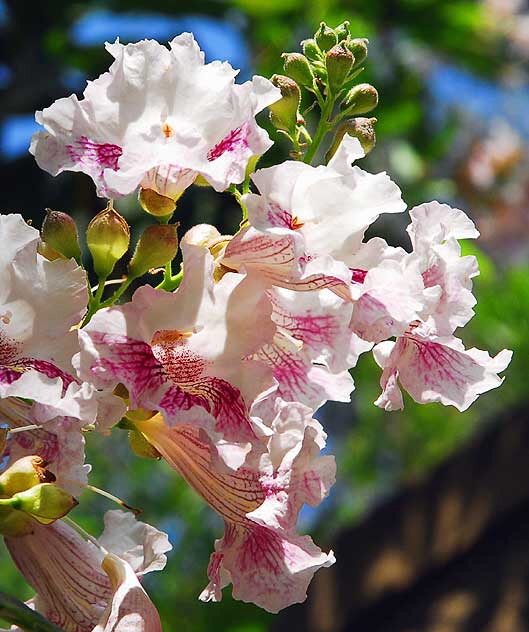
[207,124,250,162]
[66,136,122,170]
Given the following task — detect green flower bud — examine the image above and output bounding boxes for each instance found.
[129,429,161,460]
[269,74,301,132]
[127,224,179,279]
[315,22,337,52]
[0,456,54,497]
[340,83,379,116]
[87,204,130,279]
[346,38,368,68]
[0,506,34,537]
[10,483,78,524]
[282,53,314,88]
[301,38,321,61]
[325,117,377,162]
[326,44,354,94]
[334,21,350,41]
[138,188,177,217]
[41,209,82,263]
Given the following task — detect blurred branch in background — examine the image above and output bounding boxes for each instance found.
[274,402,529,632]
[1,1,528,631]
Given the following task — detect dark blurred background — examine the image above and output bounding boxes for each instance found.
[1,1,529,630]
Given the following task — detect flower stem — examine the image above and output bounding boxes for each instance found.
[156,266,183,291]
[0,591,65,632]
[303,95,335,164]
[81,278,106,327]
[229,185,248,222]
[99,277,133,309]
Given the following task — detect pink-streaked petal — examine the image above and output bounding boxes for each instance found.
[6,521,111,631]
[253,333,354,412]
[223,226,301,275]
[269,286,359,372]
[134,417,265,521]
[374,333,512,411]
[349,259,431,343]
[201,523,335,613]
[32,36,279,197]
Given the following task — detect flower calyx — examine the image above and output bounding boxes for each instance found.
[41,209,82,263]
[87,202,130,279]
[128,223,179,280]
[0,456,77,537]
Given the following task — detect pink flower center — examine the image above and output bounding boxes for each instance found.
[151,330,207,385]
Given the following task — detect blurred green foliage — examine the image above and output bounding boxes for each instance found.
[1,0,528,630]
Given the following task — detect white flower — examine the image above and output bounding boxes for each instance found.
[31,34,280,199]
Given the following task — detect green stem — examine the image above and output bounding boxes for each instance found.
[156,267,183,292]
[99,277,133,308]
[0,591,65,632]
[303,96,335,164]
[229,185,248,222]
[81,278,106,327]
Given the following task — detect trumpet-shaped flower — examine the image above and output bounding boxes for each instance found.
[131,402,335,613]
[31,34,280,199]
[77,242,277,465]
[4,510,170,631]
[0,214,94,419]
[222,136,405,296]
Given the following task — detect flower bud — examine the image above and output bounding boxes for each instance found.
[0,506,34,537]
[315,22,337,52]
[301,38,321,61]
[138,188,177,217]
[87,204,130,279]
[282,53,314,88]
[10,483,78,524]
[0,455,55,497]
[340,83,379,116]
[346,38,368,68]
[326,44,354,94]
[41,209,82,263]
[127,224,178,279]
[269,74,301,132]
[334,21,350,41]
[182,223,221,247]
[129,429,162,460]
[325,117,377,162]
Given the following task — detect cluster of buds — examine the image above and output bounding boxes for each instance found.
[40,202,179,318]
[275,21,379,159]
